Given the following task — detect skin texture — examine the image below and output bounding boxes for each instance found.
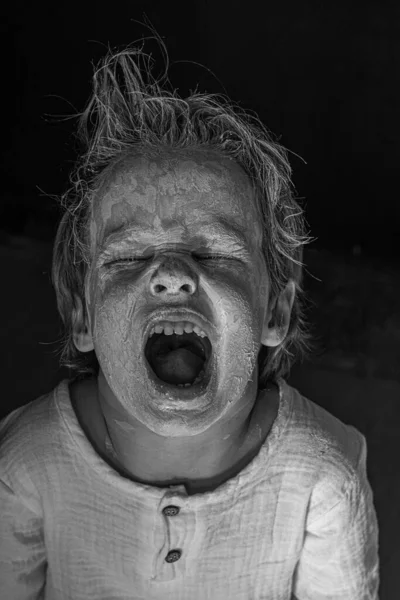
[72,148,295,493]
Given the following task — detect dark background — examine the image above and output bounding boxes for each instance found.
[1,1,399,262]
[0,3,399,597]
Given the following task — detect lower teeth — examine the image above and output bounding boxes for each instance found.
[176,368,206,388]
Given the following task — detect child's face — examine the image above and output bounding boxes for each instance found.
[79,149,281,436]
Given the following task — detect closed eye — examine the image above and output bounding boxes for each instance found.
[106,258,148,265]
[108,255,229,265]
[112,258,145,263]
[195,255,227,260]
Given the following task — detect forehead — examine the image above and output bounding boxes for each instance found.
[90,149,263,249]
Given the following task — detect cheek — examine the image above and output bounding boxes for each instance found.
[207,272,257,334]
[97,284,130,323]
[90,276,134,339]
[92,295,139,368]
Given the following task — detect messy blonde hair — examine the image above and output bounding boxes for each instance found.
[51,31,318,386]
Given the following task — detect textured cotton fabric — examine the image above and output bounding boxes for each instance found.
[0,377,379,599]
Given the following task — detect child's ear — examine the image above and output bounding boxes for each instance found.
[261,280,295,348]
[72,295,94,353]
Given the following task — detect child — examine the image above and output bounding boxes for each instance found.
[0,35,379,599]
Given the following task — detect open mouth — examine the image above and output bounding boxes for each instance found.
[144,330,213,389]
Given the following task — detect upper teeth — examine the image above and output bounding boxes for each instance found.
[149,321,207,338]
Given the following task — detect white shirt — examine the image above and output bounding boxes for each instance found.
[0,377,379,599]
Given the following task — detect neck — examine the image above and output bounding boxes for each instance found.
[95,377,278,494]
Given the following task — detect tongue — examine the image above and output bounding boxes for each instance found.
[151,347,204,385]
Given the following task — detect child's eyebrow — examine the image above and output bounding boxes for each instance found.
[98,220,250,253]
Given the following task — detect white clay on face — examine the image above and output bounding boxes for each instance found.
[86,149,271,439]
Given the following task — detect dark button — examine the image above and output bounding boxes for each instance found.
[163,505,180,517]
[165,549,182,563]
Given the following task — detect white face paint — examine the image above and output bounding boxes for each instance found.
[84,148,273,442]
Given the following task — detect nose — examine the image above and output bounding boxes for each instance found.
[149,256,197,297]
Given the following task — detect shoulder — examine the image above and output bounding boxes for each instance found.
[0,381,69,499]
[281,381,368,518]
[283,381,365,472]
[0,386,58,455]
